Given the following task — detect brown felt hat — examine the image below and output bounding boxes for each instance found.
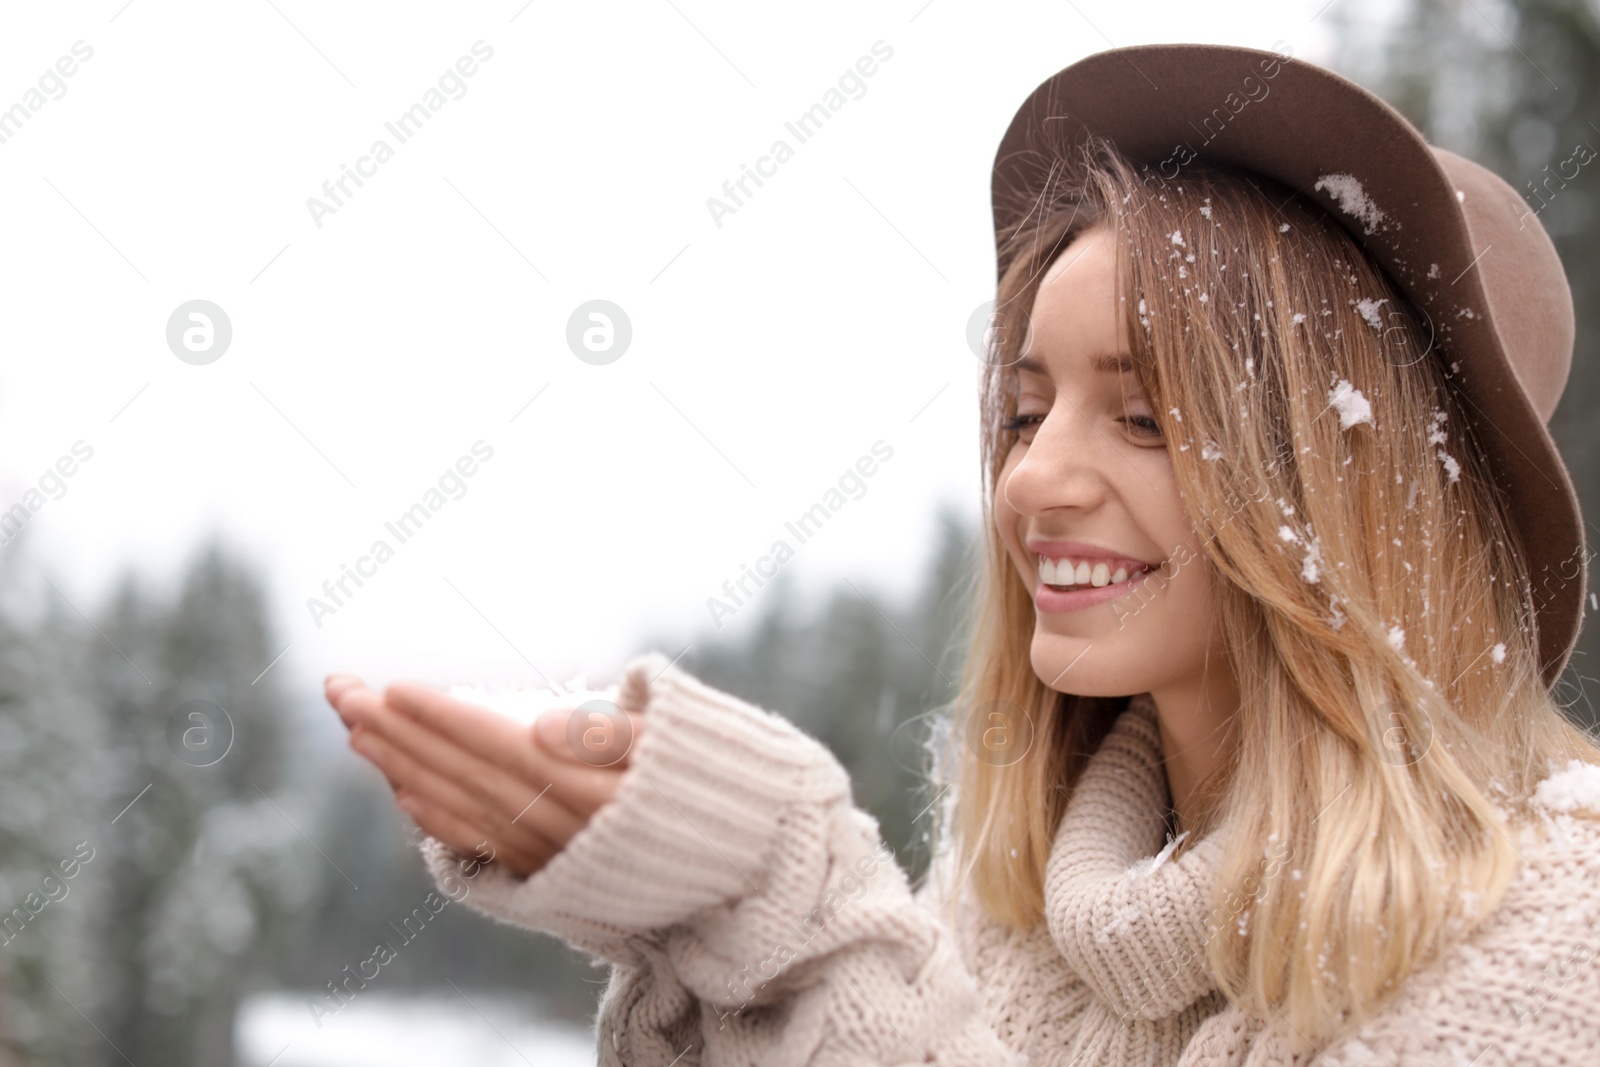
[991,42,1587,691]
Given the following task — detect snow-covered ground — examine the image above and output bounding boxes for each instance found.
[235,990,596,1067]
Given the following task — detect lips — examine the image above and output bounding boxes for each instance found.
[1031,565,1156,614]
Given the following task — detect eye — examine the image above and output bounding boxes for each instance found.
[1119,414,1163,439]
[1119,394,1163,441]
[1001,414,1044,435]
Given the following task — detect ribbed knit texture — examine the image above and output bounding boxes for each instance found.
[419,650,1600,1066]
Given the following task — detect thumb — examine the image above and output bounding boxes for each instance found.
[533,694,642,769]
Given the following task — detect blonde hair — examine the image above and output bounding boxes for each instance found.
[926,133,1600,1051]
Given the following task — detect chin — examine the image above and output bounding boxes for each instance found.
[1029,631,1147,698]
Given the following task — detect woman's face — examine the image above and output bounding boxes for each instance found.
[995,223,1226,699]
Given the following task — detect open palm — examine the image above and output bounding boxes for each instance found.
[324,674,643,878]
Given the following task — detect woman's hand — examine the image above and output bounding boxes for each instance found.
[323,674,643,879]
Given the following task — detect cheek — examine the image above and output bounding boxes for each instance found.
[1126,470,1216,620]
[1141,465,1202,560]
[1151,535,1222,639]
[1168,548,1215,611]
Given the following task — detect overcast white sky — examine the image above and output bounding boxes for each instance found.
[0,0,1346,694]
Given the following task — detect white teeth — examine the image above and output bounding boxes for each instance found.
[1037,555,1146,588]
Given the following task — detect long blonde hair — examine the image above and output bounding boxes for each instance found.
[928,133,1600,1051]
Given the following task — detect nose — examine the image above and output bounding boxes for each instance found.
[1002,399,1112,519]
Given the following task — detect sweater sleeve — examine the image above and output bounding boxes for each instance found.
[417,649,1024,1067]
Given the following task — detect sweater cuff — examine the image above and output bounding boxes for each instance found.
[419,649,853,959]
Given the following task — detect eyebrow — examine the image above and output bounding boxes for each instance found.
[1015,353,1133,375]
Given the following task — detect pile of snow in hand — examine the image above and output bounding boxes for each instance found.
[448,676,614,725]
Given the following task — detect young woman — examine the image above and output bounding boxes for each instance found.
[324,44,1600,1065]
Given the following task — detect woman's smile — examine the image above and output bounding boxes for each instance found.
[1032,561,1159,613]
[1027,538,1164,612]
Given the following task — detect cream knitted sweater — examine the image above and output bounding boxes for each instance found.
[419,651,1600,1066]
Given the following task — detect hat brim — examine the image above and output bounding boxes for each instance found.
[991,43,1586,689]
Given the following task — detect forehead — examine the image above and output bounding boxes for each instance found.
[1012,351,1133,380]
[1021,226,1127,372]
[1042,227,1107,287]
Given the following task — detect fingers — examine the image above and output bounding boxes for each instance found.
[330,675,640,857]
[384,680,552,777]
[347,701,591,845]
[395,788,542,880]
[348,724,572,856]
[325,674,373,727]
[383,681,630,818]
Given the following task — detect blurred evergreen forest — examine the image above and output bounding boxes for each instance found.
[0,501,980,1066]
[1,3,1598,1063]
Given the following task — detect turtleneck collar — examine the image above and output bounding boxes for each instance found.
[1044,692,1234,1021]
